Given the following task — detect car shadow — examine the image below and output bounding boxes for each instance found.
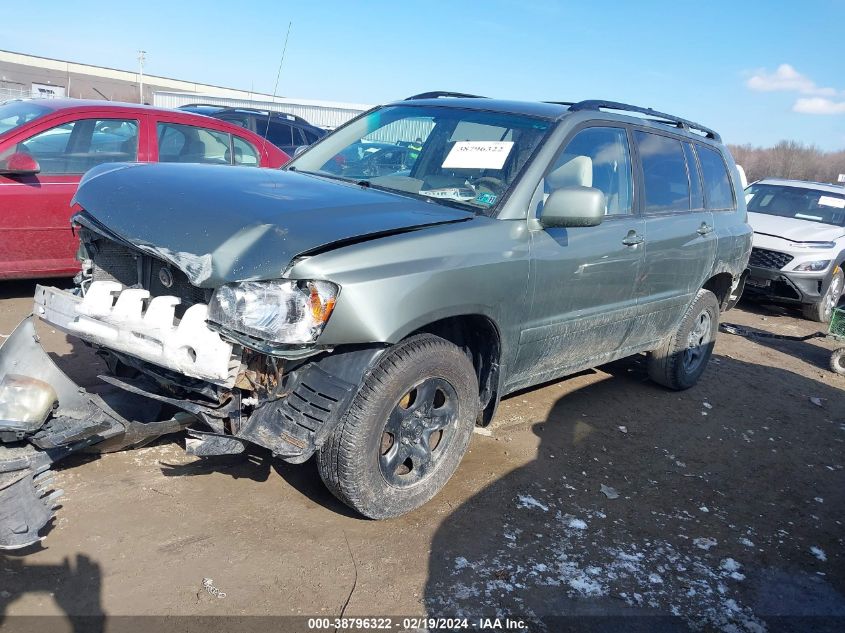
[0,278,74,301]
[270,459,363,519]
[424,352,845,631]
[158,446,272,483]
[0,552,105,633]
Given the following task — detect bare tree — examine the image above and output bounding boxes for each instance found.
[729,141,845,185]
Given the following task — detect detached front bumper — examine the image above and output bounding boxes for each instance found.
[0,317,193,549]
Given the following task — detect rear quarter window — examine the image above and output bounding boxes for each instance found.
[697,145,735,210]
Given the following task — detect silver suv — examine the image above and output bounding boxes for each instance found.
[745,178,845,322]
[0,94,751,548]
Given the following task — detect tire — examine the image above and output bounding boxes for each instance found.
[317,333,478,519]
[647,289,720,390]
[802,268,843,323]
[830,348,845,376]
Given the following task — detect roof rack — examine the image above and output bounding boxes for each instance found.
[178,103,224,109]
[405,91,487,100]
[178,103,312,125]
[568,100,720,141]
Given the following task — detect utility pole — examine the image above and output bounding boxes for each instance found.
[138,50,146,104]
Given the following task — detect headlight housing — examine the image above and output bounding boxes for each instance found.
[208,280,338,345]
[793,260,831,272]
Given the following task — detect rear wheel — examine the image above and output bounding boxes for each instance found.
[647,289,720,390]
[802,268,843,323]
[317,334,478,519]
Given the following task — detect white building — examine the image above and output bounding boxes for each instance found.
[0,49,372,128]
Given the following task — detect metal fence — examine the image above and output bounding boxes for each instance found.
[0,86,30,102]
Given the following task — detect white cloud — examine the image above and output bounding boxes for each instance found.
[793,97,845,115]
[746,64,837,96]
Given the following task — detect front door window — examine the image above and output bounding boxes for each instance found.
[0,118,139,174]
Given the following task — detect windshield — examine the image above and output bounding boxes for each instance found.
[746,183,845,227]
[0,101,51,136]
[287,105,552,213]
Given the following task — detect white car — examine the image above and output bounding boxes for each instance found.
[745,178,845,322]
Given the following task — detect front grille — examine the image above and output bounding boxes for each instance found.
[749,247,794,270]
[88,237,211,314]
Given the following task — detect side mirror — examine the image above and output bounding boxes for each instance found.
[293,145,308,157]
[0,152,41,176]
[540,186,605,228]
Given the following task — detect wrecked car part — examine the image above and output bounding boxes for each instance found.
[207,279,338,346]
[29,412,122,450]
[719,322,827,342]
[234,349,285,398]
[34,282,240,385]
[71,165,473,288]
[0,462,62,550]
[97,374,231,433]
[185,430,246,457]
[0,319,198,547]
[0,317,94,420]
[238,346,384,463]
[0,374,58,441]
[101,349,224,401]
[79,226,212,313]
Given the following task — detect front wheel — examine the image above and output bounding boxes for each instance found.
[317,334,478,519]
[802,268,843,323]
[647,289,720,390]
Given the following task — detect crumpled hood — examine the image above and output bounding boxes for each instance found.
[72,162,473,287]
[748,211,845,244]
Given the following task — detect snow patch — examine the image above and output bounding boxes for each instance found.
[693,537,718,551]
[517,495,549,512]
[810,546,827,562]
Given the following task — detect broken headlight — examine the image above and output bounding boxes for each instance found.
[207,280,338,345]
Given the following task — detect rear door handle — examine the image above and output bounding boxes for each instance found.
[697,223,714,236]
[622,231,645,246]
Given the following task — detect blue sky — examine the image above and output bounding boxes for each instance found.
[4,0,844,149]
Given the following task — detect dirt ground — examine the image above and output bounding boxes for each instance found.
[1,278,843,632]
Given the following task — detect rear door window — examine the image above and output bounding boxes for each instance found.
[264,121,294,147]
[697,145,735,210]
[232,135,260,166]
[156,122,231,164]
[635,131,690,213]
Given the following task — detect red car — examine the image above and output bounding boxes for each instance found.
[0,99,289,280]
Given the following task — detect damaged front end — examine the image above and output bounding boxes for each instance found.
[0,229,381,549]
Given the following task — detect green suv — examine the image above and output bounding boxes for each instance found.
[0,93,751,547]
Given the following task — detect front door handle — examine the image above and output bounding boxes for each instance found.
[622,231,645,246]
[697,222,714,236]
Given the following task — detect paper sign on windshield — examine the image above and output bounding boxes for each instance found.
[442,141,514,170]
[818,195,845,209]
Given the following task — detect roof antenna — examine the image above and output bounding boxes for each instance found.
[260,21,292,156]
